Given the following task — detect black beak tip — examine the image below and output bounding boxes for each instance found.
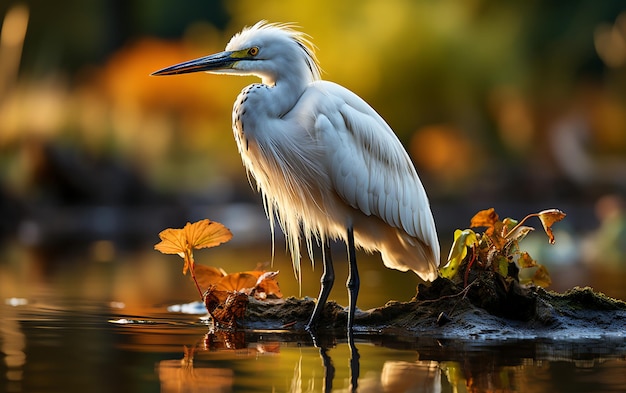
[150,68,170,76]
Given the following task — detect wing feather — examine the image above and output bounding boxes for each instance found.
[316,82,439,264]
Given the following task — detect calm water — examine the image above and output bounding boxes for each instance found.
[2,244,626,392]
[2,298,626,393]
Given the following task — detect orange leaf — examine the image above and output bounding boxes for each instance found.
[470,208,500,235]
[253,271,283,299]
[184,219,233,250]
[194,264,227,292]
[537,209,566,244]
[154,220,232,255]
[215,272,259,293]
[154,219,233,276]
[154,228,188,257]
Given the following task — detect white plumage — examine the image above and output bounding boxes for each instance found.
[153,21,440,331]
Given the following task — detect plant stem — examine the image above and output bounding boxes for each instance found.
[505,212,539,239]
[186,251,205,299]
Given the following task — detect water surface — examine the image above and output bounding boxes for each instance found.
[2,244,626,392]
[2,298,626,392]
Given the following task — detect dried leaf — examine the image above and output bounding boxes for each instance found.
[440,229,477,279]
[215,272,259,294]
[505,225,534,242]
[155,220,232,255]
[470,208,500,235]
[194,264,227,292]
[532,265,552,288]
[154,219,233,276]
[517,252,537,268]
[253,271,283,299]
[184,219,233,250]
[154,228,188,257]
[502,217,519,234]
[204,288,248,327]
[537,209,566,244]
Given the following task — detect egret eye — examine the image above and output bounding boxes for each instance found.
[248,47,259,56]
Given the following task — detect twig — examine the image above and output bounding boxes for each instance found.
[505,212,539,239]
[418,280,478,306]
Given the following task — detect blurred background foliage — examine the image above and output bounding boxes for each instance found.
[1,0,626,300]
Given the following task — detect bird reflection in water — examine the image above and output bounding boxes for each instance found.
[155,329,447,393]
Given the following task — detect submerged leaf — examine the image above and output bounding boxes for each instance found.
[537,209,567,244]
[440,229,478,279]
[470,208,499,235]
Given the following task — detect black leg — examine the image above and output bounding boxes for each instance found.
[306,241,335,331]
[346,226,359,331]
[320,347,335,393]
[348,330,360,392]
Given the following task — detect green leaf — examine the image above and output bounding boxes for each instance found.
[496,255,509,277]
[440,229,477,279]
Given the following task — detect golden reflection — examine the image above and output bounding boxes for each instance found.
[158,345,234,393]
[152,330,626,392]
[381,360,441,392]
[0,302,26,388]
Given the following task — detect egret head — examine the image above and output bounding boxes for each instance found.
[152,21,321,86]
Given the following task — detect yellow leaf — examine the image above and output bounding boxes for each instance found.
[532,265,552,287]
[537,209,566,244]
[470,208,499,236]
[184,219,233,250]
[440,229,477,279]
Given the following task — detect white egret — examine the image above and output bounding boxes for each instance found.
[152,21,440,331]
